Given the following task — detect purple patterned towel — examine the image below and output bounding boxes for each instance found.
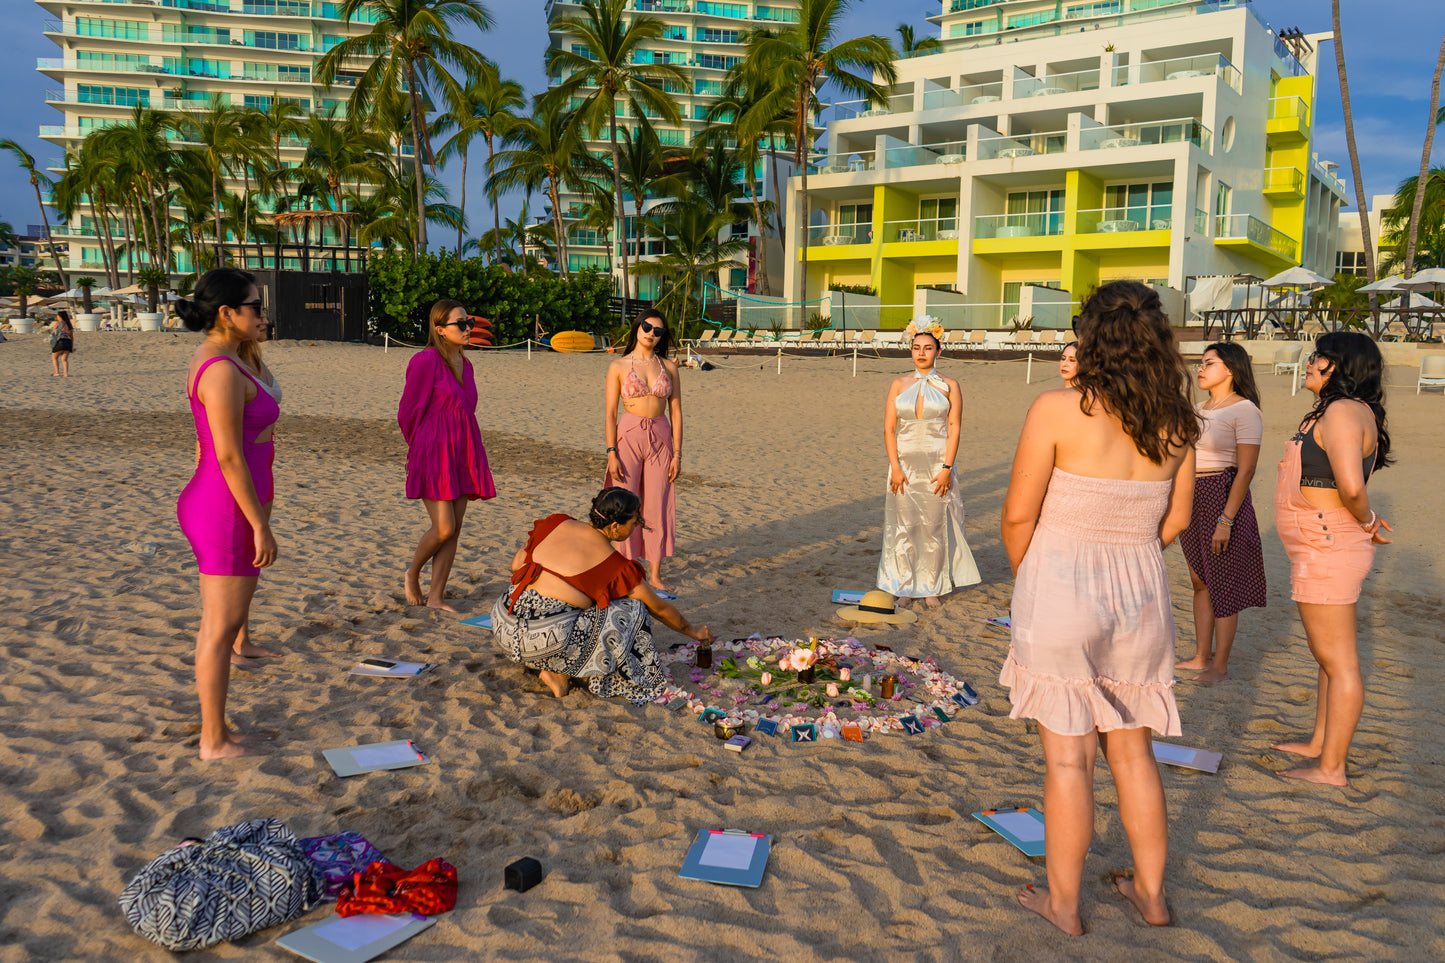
[297,832,385,901]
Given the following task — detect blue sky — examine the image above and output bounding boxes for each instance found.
[2,0,1441,239]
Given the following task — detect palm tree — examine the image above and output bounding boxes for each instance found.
[317,0,493,258]
[295,108,387,269]
[435,60,524,258]
[172,94,253,266]
[1331,0,1376,284]
[571,182,617,276]
[11,266,40,317]
[1405,36,1445,276]
[479,197,535,269]
[1379,167,1445,274]
[547,0,687,313]
[633,202,750,337]
[95,104,174,270]
[609,123,684,298]
[895,24,939,59]
[255,96,305,269]
[0,221,17,250]
[0,139,69,286]
[490,96,589,279]
[739,0,898,301]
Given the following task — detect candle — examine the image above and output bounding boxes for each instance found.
[839,668,851,682]
[826,683,839,698]
[862,673,873,691]
[760,672,772,686]
[880,675,896,699]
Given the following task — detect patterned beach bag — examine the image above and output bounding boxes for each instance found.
[297,831,385,902]
[118,818,321,951]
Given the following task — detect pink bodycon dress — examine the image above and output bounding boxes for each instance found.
[177,355,280,577]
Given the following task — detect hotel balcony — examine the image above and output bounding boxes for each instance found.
[37,1,381,22]
[1267,96,1310,144]
[1262,166,1305,199]
[973,211,1064,240]
[1214,213,1298,262]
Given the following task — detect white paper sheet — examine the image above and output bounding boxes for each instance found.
[989,810,1045,842]
[1152,742,1198,765]
[313,914,415,951]
[699,833,758,870]
[351,743,421,768]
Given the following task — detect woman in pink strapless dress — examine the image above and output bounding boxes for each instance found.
[603,309,682,592]
[1000,281,1199,936]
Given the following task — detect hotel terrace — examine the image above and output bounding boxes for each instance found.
[781,0,1348,329]
[35,0,385,276]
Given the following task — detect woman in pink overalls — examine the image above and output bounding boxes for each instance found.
[1271,332,1392,787]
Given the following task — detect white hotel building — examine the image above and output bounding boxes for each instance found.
[783,0,1348,328]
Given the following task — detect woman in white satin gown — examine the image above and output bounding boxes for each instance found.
[877,319,981,608]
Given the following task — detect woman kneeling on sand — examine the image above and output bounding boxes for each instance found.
[492,487,713,704]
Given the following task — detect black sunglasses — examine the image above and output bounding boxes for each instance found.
[638,319,666,335]
[442,317,474,330]
[235,299,265,313]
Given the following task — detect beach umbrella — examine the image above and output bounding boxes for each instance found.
[111,284,146,296]
[1357,275,1406,293]
[1401,267,1445,293]
[1261,266,1331,289]
[1383,292,1440,309]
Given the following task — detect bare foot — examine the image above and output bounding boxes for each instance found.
[230,654,260,669]
[199,736,267,761]
[1016,884,1083,936]
[1115,875,1170,926]
[1270,741,1322,758]
[1277,765,1347,787]
[404,568,425,606]
[1191,668,1229,685]
[538,670,569,698]
[649,579,670,593]
[427,599,459,613]
[895,596,913,608]
[924,596,942,609]
[233,643,282,659]
[1175,656,1209,671]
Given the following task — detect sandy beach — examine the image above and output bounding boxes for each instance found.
[1,330,1442,962]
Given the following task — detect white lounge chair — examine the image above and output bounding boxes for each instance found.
[1418,354,1445,395]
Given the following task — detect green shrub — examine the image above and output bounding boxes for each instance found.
[366,252,614,346]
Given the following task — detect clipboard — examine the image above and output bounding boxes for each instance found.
[276,912,435,963]
[457,614,492,629]
[972,807,1046,857]
[323,740,431,777]
[831,589,866,604]
[984,616,1011,630]
[348,659,435,677]
[679,829,772,887]
[1152,741,1222,774]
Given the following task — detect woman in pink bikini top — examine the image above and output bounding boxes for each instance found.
[603,310,683,592]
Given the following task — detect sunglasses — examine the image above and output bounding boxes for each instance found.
[638,319,666,335]
[442,318,474,330]
[235,299,265,313]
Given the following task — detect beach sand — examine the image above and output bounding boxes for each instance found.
[0,331,1442,962]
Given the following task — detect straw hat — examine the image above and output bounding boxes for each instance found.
[836,590,918,625]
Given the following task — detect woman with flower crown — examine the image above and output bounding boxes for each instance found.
[876,316,981,608]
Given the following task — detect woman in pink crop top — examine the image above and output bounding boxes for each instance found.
[490,488,713,704]
[603,309,682,592]
[174,268,278,761]
[1175,342,1267,685]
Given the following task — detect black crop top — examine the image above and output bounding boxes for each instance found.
[1296,420,1376,489]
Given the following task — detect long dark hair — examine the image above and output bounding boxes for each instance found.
[177,268,255,333]
[622,308,673,359]
[1072,281,1200,463]
[1304,331,1391,470]
[1203,341,1261,408]
[588,486,643,530]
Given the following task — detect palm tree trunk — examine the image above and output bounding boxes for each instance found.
[86,194,110,287]
[487,137,502,265]
[32,179,69,287]
[122,202,136,284]
[1406,35,1445,276]
[407,60,427,258]
[768,134,786,243]
[550,174,570,279]
[747,160,770,295]
[795,81,810,306]
[610,111,629,318]
[457,146,468,255]
[213,169,224,267]
[1333,1,1376,285]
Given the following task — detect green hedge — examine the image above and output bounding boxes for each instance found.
[366,252,614,345]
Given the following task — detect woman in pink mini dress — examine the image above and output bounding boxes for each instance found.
[1000,281,1198,935]
[399,299,496,610]
[603,309,682,592]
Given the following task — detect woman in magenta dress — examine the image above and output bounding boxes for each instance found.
[398,299,496,610]
[175,268,278,761]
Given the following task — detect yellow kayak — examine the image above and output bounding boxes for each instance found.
[548,331,596,353]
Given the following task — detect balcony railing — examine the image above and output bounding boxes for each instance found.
[1086,117,1213,153]
[881,141,967,169]
[882,218,961,243]
[1115,54,1241,93]
[1013,68,1101,99]
[976,128,1068,160]
[808,150,876,173]
[974,212,1065,239]
[1076,207,1174,234]
[1263,167,1304,193]
[921,81,1003,110]
[807,224,872,246]
[1215,213,1298,260]
[1194,209,1209,234]
[1269,96,1309,122]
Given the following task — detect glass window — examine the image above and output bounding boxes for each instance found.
[1215,182,1231,217]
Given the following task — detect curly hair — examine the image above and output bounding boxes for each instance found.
[1071,281,1200,463]
[588,487,644,530]
[1303,331,1392,470]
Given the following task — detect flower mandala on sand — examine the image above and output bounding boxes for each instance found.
[656,637,973,738]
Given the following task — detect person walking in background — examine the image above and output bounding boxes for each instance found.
[399,299,496,611]
[1175,342,1267,684]
[604,309,682,593]
[877,316,980,609]
[1000,281,1198,935]
[175,268,279,761]
[51,309,74,376]
[1271,332,1392,787]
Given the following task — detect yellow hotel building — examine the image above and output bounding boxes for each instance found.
[782,0,1348,328]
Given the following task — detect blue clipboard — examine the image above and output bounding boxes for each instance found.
[458,614,492,629]
[678,829,772,887]
[972,807,1046,857]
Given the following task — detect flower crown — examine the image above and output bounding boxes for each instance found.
[904,316,944,341]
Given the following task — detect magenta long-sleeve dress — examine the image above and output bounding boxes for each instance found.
[397,347,496,501]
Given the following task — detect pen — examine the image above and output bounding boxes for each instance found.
[406,741,427,761]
